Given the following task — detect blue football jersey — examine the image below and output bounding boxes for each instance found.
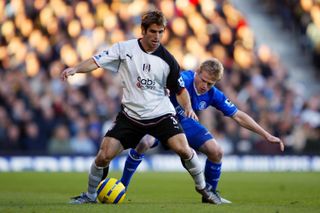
[171,70,238,120]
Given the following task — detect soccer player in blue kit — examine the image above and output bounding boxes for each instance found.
[120,58,285,204]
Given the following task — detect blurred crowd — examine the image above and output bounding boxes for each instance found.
[263,0,320,69]
[0,0,319,156]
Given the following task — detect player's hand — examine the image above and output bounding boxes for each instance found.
[266,135,285,151]
[184,108,198,121]
[61,67,77,81]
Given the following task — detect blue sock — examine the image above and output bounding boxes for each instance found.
[120,149,144,189]
[204,159,222,191]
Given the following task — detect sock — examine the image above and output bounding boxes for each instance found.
[120,149,144,188]
[181,149,206,190]
[205,159,222,191]
[87,161,104,200]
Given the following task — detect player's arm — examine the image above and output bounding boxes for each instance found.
[61,58,98,81]
[176,88,198,121]
[165,50,197,120]
[61,42,122,81]
[231,110,285,151]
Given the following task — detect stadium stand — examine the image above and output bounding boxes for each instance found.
[0,0,319,156]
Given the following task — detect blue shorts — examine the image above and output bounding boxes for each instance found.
[180,118,213,150]
[152,118,213,150]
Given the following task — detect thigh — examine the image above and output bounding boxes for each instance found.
[105,112,145,149]
[181,118,213,150]
[166,133,193,159]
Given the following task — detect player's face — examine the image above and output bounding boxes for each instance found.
[194,70,217,94]
[141,24,164,52]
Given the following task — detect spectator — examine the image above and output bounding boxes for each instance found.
[0,0,318,155]
[22,121,46,153]
[70,128,96,155]
[2,124,22,153]
[47,124,72,155]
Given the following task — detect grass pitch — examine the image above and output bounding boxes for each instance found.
[0,172,319,213]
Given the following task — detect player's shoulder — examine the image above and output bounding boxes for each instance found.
[153,45,179,67]
[156,44,174,58]
[181,70,195,84]
[181,70,194,78]
[210,86,227,101]
[211,86,222,94]
[118,39,138,49]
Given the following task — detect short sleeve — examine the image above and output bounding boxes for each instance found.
[211,87,238,117]
[92,43,122,73]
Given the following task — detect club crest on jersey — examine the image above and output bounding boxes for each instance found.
[142,63,151,73]
[199,101,207,110]
[136,76,156,90]
[225,99,234,107]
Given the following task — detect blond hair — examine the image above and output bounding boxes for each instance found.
[199,58,224,80]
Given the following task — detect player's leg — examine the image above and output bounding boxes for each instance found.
[180,118,223,191]
[120,136,156,188]
[149,115,206,190]
[198,140,231,204]
[198,139,223,192]
[166,133,206,189]
[70,136,123,204]
[166,133,223,204]
[179,118,230,204]
[70,112,142,204]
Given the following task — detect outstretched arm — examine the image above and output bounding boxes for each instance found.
[60,58,98,81]
[176,88,198,121]
[232,110,285,151]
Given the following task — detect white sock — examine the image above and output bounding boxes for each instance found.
[182,149,206,190]
[87,161,104,199]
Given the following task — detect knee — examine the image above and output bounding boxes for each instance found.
[172,142,192,159]
[208,146,223,162]
[95,153,110,167]
[167,134,192,159]
[136,136,154,153]
[95,148,114,167]
[95,137,123,167]
[175,146,192,159]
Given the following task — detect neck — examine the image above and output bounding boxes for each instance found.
[139,38,158,53]
[193,73,201,95]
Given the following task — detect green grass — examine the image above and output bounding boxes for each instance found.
[0,172,319,213]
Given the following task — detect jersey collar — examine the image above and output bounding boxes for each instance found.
[193,72,202,96]
[138,38,160,54]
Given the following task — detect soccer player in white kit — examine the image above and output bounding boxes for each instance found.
[61,10,220,204]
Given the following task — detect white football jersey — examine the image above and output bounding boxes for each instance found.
[92,39,183,120]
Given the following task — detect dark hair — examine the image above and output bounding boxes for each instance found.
[141,10,167,30]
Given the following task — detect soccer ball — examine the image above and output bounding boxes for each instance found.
[96,177,126,204]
